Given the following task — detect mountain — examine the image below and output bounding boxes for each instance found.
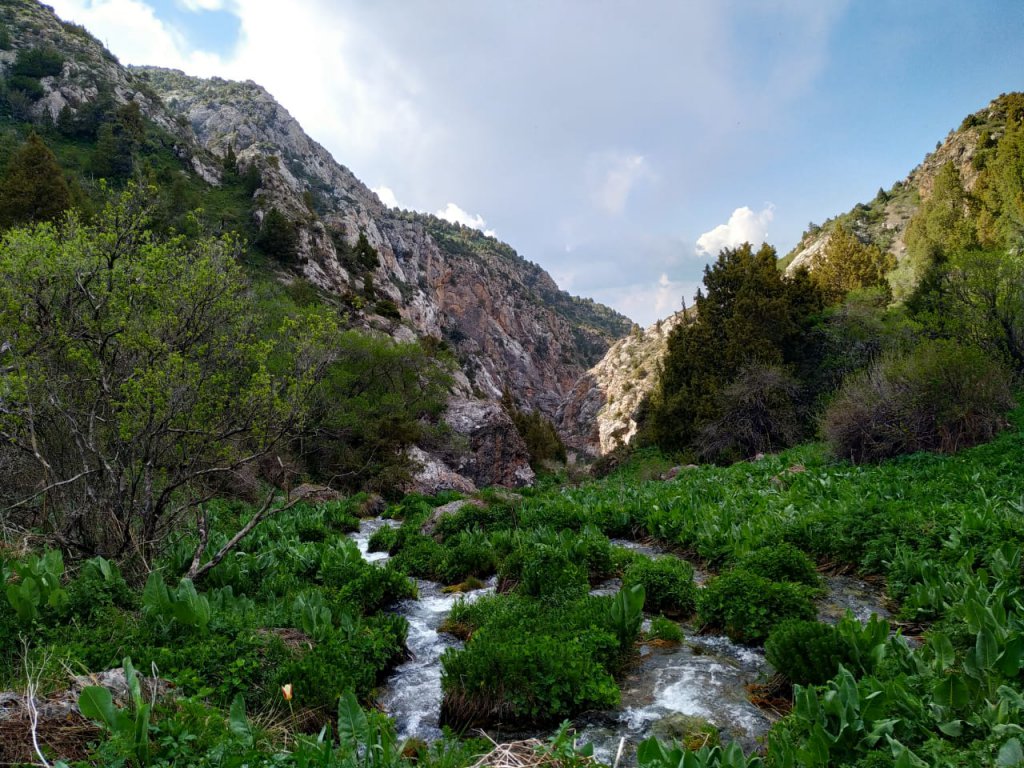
[0,0,632,489]
[565,93,1024,457]
[559,310,687,456]
[782,93,1020,275]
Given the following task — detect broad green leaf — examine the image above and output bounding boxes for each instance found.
[932,674,970,710]
[998,737,1024,767]
[78,685,120,732]
[336,691,368,750]
[929,632,955,670]
[976,627,999,670]
[229,694,253,746]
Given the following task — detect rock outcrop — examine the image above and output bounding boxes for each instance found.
[560,310,688,456]
[0,0,634,491]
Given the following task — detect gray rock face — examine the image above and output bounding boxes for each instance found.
[560,310,688,456]
[3,1,632,489]
[133,67,629,423]
[440,398,535,488]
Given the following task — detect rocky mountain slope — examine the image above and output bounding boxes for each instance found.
[560,310,688,456]
[783,94,1016,274]
[0,0,634,490]
[133,67,631,420]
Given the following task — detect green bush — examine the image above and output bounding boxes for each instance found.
[390,534,445,579]
[697,570,817,645]
[622,556,697,617]
[765,619,849,685]
[737,543,822,589]
[367,525,399,554]
[822,340,1014,463]
[518,546,589,603]
[12,46,64,78]
[437,529,496,584]
[277,613,407,711]
[647,615,684,645]
[439,595,622,727]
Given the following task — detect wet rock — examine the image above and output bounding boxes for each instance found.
[422,498,486,536]
[407,447,478,496]
[357,493,388,518]
[291,483,342,503]
[650,712,720,750]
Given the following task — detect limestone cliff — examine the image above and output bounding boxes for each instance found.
[560,310,688,456]
[2,1,633,489]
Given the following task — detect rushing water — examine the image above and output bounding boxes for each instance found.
[347,518,889,757]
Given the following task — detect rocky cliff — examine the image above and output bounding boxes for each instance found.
[560,310,688,456]
[2,0,633,490]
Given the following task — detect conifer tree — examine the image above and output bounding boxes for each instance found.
[0,132,71,229]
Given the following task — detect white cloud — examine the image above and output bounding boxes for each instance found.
[436,202,496,237]
[177,0,226,10]
[695,204,775,257]
[596,274,700,327]
[372,185,400,209]
[589,152,653,216]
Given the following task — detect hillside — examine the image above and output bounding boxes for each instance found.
[0,0,632,493]
[782,93,1021,275]
[132,66,632,420]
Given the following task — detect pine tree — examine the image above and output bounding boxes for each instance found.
[0,132,71,229]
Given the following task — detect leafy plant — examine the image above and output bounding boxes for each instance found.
[610,584,646,647]
[4,549,67,623]
[697,570,816,645]
[78,657,152,765]
[623,556,697,617]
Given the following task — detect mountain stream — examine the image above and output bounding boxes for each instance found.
[348,518,889,760]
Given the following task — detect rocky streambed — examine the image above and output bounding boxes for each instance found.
[348,518,890,759]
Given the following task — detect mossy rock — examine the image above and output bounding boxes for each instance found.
[650,713,720,750]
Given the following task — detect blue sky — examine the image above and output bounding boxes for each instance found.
[49,0,1024,325]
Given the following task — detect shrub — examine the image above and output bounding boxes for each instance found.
[647,615,684,645]
[696,364,807,463]
[737,543,822,590]
[437,529,497,584]
[765,619,849,685]
[390,534,445,579]
[368,525,399,554]
[277,613,407,711]
[697,570,817,645]
[518,546,589,603]
[12,46,65,78]
[822,340,1014,463]
[622,556,697,617]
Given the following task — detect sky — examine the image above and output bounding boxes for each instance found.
[48,0,1024,326]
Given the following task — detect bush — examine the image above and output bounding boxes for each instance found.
[737,543,822,589]
[390,534,445,579]
[518,546,589,603]
[696,364,807,463]
[822,340,1014,463]
[765,619,849,685]
[647,615,684,644]
[439,595,622,727]
[437,529,497,584]
[12,46,65,78]
[697,570,817,645]
[277,613,407,711]
[622,556,697,617]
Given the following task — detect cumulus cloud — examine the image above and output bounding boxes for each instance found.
[436,203,496,237]
[594,273,700,327]
[695,204,775,257]
[372,185,401,209]
[589,152,653,216]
